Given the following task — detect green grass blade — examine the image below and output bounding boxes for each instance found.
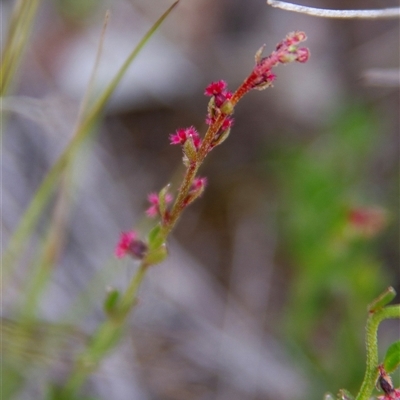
[84,0,180,121]
[1,0,43,96]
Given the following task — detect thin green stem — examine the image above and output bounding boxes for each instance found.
[62,262,148,395]
[355,304,400,400]
[118,262,148,314]
[1,0,42,96]
[20,172,71,321]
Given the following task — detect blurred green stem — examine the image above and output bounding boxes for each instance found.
[21,172,72,320]
[355,293,400,400]
[1,0,42,96]
[62,262,147,395]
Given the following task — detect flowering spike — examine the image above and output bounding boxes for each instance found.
[239,31,309,93]
[116,33,310,269]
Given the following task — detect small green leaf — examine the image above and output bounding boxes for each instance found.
[383,340,400,373]
[368,287,396,313]
[148,224,165,250]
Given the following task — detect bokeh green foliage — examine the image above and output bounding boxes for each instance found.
[272,103,391,394]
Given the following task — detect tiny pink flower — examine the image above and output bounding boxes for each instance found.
[192,177,207,190]
[115,231,137,258]
[169,128,188,145]
[279,31,307,47]
[115,231,148,259]
[295,47,310,63]
[146,206,158,218]
[146,192,173,218]
[148,193,159,204]
[205,81,232,110]
[185,126,202,148]
[204,80,227,96]
[169,127,201,148]
[146,193,160,217]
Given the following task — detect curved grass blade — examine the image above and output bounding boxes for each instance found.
[1,0,42,96]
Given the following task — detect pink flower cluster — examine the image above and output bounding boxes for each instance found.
[245,31,310,92]
[204,80,234,141]
[169,80,235,153]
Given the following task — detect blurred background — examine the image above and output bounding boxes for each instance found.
[2,0,399,399]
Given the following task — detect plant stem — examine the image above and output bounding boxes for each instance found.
[62,262,148,395]
[1,0,42,96]
[118,262,148,315]
[355,304,400,400]
[162,162,199,236]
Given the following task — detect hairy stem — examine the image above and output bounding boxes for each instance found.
[355,304,400,400]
